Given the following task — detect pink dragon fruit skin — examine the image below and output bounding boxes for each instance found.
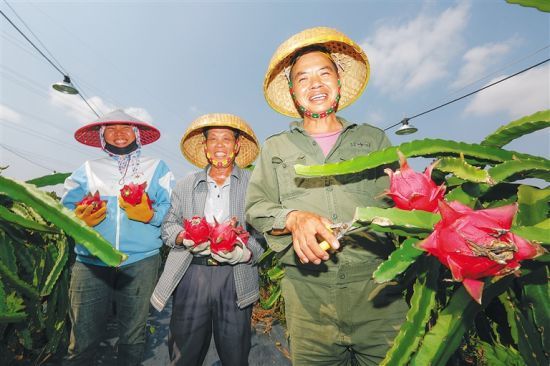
[384,152,446,213]
[419,201,544,303]
[183,216,211,245]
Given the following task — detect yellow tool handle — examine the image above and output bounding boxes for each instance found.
[319,240,332,251]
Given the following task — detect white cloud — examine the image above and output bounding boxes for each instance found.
[49,90,152,125]
[451,38,518,89]
[123,107,153,124]
[362,1,470,94]
[464,64,550,118]
[0,104,21,123]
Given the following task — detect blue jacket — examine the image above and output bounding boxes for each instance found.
[62,156,174,266]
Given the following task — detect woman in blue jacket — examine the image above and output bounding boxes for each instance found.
[61,109,174,366]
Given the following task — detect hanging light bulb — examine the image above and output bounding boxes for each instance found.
[52,75,78,95]
[395,118,418,135]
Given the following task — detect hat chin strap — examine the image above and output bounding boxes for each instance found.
[104,140,139,156]
[206,151,236,168]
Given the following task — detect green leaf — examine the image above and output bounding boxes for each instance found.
[0,205,59,233]
[489,159,550,183]
[477,340,526,366]
[482,110,550,147]
[267,265,285,281]
[0,259,39,300]
[354,207,440,231]
[373,239,424,283]
[445,186,477,208]
[511,226,550,245]
[500,289,547,365]
[0,231,17,273]
[380,257,439,366]
[0,292,27,323]
[295,138,539,177]
[25,172,71,187]
[260,285,282,309]
[515,185,550,226]
[506,0,550,13]
[40,238,68,297]
[0,176,126,266]
[520,265,550,358]
[411,276,514,366]
[437,157,494,184]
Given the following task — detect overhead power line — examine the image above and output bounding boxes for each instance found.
[384,58,550,131]
[0,6,100,118]
[0,143,56,173]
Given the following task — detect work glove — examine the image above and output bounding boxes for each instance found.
[75,202,107,227]
[175,231,211,255]
[211,241,252,265]
[119,192,154,223]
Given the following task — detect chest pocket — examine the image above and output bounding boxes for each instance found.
[272,153,324,202]
[333,144,381,195]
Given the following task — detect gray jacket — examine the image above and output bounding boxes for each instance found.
[150,166,263,311]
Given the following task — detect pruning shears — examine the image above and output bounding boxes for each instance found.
[319,220,363,251]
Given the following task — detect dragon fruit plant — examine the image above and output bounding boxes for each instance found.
[294,110,550,365]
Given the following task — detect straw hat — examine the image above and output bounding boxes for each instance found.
[180,113,259,168]
[264,27,370,118]
[74,109,160,147]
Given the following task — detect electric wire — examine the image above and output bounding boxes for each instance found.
[442,44,550,100]
[383,58,550,131]
[0,7,100,118]
[0,143,56,172]
[4,0,67,75]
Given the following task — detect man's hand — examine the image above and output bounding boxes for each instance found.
[175,231,211,255]
[119,193,154,223]
[211,245,252,265]
[75,202,107,227]
[285,210,339,265]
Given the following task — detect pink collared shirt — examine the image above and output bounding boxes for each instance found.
[310,129,342,156]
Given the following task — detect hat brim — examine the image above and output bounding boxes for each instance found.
[180,114,259,169]
[264,27,370,118]
[75,116,160,148]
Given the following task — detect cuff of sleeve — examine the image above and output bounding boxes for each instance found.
[272,209,296,231]
[264,232,292,253]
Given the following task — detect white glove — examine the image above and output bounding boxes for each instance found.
[211,245,252,265]
[175,231,210,255]
[189,241,211,256]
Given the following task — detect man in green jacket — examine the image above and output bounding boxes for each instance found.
[246,27,407,365]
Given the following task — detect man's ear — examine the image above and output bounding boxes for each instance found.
[234,139,241,155]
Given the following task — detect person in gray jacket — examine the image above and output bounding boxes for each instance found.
[151,113,263,366]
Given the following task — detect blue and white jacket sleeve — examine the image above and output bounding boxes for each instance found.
[147,160,174,227]
[61,163,89,210]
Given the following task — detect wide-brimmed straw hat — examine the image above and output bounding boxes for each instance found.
[180,113,259,168]
[264,27,370,118]
[74,109,160,147]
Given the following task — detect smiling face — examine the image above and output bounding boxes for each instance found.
[204,127,240,168]
[290,51,340,116]
[103,124,136,148]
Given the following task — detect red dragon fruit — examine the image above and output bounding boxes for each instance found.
[183,216,211,245]
[235,225,250,245]
[384,152,446,213]
[77,191,105,213]
[210,219,239,254]
[120,182,152,209]
[419,201,544,303]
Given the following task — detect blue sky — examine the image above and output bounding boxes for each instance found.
[1,0,549,183]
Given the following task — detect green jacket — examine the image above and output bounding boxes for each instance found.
[245,118,395,270]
